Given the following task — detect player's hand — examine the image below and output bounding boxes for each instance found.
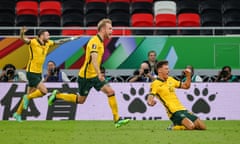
[98,74,105,82]
[147,95,156,107]
[183,68,191,77]
[20,26,28,33]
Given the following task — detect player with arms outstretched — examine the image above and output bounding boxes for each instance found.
[147,60,206,130]
[48,19,130,128]
[13,27,77,122]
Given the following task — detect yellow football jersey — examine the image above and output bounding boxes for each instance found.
[26,38,54,73]
[150,77,186,118]
[79,35,104,78]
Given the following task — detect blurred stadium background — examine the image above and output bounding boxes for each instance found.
[0,0,240,81]
[1,0,240,143]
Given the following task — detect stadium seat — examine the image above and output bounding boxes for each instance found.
[39,0,62,1]
[112,27,132,36]
[109,2,130,14]
[201,12,222,35]
[132,13,154,26]
[155,14,177,35]
[222,0,240,15]
[199,0,221,15]
[155,14,176,26]
[85,13,107,26]
[17,0,39,1]
[0,1,15,15]
[62,28,84,36]
[86,2,107,15]
[177,0,199,14]
[40,15,61,35]
[40,1,61,16]
[109,13,130,26]
[223,12,240,34]
[16,1,38,16]
[85,0,107,3]
[132,2,153,14]
[178,13,200,35]
[108,0,130,3]
[85,27,98,36]
[178,13,200,27]
[131,13,154,35]
[16,15,38,26]
[16,15,38,35]
[62,13,84,26]
[62,0,84,15]
[132,0,153,2]
[0,13,15,35]
[154,1,176,15]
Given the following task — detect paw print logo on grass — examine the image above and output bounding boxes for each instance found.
[186,85,217,114]
[122,84,148,113]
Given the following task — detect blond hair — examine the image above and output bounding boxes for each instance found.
[97,18,112,31]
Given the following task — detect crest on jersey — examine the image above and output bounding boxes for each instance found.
[92,44,97,49]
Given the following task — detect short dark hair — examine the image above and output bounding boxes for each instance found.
[156,60,168,70]
[3,64,16,71]
[186,65,194,74]
[47,60,56,66]
[38,29,48,37]
[222,66,231,72]
[148,50,156,56]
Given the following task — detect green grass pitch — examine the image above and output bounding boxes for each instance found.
[0,120,240,144]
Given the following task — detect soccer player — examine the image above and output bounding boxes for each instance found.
[147,60,206,130]
[48,18,130,128]
[13,27,77,122]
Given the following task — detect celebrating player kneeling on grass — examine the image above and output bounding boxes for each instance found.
[48,18,130,128]
[13,27,79,122]
[147,60,206,130]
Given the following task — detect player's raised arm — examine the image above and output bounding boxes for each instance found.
[54,36,80,45]
[20,26,30,44]
[181,68,191,89]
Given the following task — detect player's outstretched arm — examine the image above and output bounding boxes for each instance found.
[54,36,80,45]
[20,26,30,44]
[147,94,156,106]
[181,68,191,89]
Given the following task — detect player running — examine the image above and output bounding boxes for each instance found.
[48,18,130,128]
[147,60,206,130]
[13,27,77,122]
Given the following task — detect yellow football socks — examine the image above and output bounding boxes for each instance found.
[16,99,24,114]
[56,93,77,103]
[173,125,186,130]
[108,95,120,122]
[27,89,44,99]
[16,89,44,115]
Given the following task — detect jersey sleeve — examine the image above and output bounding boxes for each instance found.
[87,39,99,53]
[150,81,158,96]
[171,77,181,88]
[49,40,55,47]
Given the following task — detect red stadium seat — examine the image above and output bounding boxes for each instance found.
[155,14,176,26]
[85,28,98,36]
[131,13,154,26]
[178,13,200,26]
[16,1,38,16]
[40,1,61,16]
[62,28,84,36]
[112,27,131,36]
